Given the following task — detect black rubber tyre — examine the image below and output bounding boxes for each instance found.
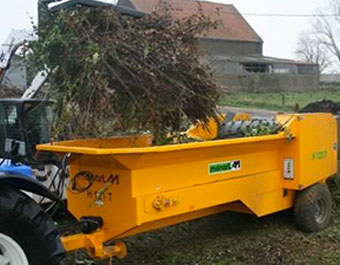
[294,183,332,233]
[0,185,65,264]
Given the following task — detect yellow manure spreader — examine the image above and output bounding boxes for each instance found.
[35,113,337,262]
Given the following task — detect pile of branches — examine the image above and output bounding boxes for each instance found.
[0,86,23,98]
[26,6,220,142]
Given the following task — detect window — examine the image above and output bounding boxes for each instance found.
[242,63,270,73]
[0,104,21,157]
[23,102,53,149]
[0,105,18,125]
[273,68,290,74]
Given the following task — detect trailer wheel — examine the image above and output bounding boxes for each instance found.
[0,186,65,265]
[294,183,332,233]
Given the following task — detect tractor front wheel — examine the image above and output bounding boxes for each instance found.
[0,186,65,265]
[294,183,332,233]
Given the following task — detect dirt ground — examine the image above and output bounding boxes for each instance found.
[65,175,340,265]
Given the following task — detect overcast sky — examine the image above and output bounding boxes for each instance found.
[0,0,327,60]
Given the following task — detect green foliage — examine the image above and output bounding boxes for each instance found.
[244,121,279,137]
[155,131,201,146]
[25,7,220,142]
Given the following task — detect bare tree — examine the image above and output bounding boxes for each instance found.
[296,32,331,73]
[313,0,340,69]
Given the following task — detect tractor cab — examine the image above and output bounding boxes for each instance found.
[0,99,54,165]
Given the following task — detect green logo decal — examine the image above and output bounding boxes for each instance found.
[209,160,241,175]
[312,150,328,160]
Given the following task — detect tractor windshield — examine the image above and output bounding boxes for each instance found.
[22,102,53,158]
[0,101,53,162]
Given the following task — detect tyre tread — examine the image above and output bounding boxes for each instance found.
[294,183,332,233]
[0,186,65,265]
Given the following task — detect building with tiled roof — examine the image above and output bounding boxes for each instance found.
[118,0,319,91]
[34,0,320,92]
[118,0,264,56]
[122,0,261,41]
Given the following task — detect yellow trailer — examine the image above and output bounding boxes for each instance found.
[37,113,338,262]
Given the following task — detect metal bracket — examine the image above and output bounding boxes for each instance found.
[61,231,127,260]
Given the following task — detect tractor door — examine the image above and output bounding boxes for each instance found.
[0,100,55,164]
[21,101,53,160]
[0,102,25,161]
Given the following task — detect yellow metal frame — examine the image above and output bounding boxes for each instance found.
[37,113,338,260]
[62,232,127,260]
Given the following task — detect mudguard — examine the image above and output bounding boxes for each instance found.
[0,172,60,201]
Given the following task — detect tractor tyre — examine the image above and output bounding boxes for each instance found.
[294,183,332,233]
[0,185,65,265]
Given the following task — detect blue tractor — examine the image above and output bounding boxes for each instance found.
[0,98,59,194]
[0,99,66,265]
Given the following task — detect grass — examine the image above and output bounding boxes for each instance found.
[219,90,340,112]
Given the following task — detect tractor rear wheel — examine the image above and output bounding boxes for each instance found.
[294,183,332,233]
[0,186,65,265]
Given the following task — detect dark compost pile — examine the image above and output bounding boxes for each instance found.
[300,99,340,114]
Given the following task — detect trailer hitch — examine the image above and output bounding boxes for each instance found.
[61,231,127,261]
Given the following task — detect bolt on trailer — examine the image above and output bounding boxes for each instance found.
[35,113,338,262]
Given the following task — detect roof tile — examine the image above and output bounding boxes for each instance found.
[125,0,263,42]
